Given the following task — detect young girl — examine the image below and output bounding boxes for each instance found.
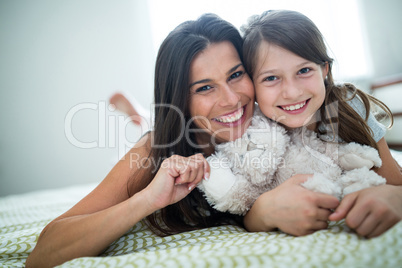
[241,9,402,238]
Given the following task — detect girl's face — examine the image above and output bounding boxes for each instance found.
[253,41,328,129]
[189,41,255,144]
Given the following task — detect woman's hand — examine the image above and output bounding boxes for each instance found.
[244,174,340,236]
[329,184,402,238]
[143,153,210,211]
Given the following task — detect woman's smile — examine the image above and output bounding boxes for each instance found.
[213,105,246,126]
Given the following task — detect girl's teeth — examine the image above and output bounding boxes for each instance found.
[283,101,306,111]
[215,108,244,123]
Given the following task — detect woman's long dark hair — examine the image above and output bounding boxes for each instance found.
[128,14,244,236]
[242,10,393,149]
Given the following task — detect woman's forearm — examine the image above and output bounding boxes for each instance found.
[26,191,154,268]
[243,195,277,232]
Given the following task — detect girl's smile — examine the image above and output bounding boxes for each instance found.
[278,99,310,113]
[253,42,328,129]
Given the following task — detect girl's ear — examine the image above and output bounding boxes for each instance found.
[322,61,329,79]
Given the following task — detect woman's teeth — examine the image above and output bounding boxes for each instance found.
[281,101,307,111]
[215,108,244,123]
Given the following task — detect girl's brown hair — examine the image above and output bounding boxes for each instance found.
[241,10,393,149]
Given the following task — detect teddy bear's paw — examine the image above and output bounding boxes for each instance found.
[301,173,342,199]
[341,167,386,196]
[198,162,237,202]
[213,181,262,215]
[338,153,377,171]
[337,143,382,170]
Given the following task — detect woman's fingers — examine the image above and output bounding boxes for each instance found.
[148,154,209,209]
[171,154,208,190]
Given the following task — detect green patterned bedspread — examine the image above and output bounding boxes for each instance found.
[2,149,402,268]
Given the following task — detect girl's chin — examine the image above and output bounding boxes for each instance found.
[279,119,316,130]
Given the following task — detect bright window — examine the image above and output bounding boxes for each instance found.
[147,0,371,80]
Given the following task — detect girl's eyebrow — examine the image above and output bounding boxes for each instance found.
[256,69,276,80]
[189,63,243,88]
[256,61,312,79]
[296,61,312,68]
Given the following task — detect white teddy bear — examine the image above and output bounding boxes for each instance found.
[198,106,386,215]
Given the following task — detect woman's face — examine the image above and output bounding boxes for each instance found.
[253,42,328,129]
[189,41,255,144]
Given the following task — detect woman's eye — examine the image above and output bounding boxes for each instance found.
[195,85,212,93]
[264,76,277,82]
[229,71,243,80]
[298,67,311,75]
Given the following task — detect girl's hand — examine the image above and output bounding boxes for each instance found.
[143,153,210,211]
[329,184,402,238]
[245,174,339,236]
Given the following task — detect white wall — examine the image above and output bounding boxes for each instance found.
[360,0,402,78]
[1,0,401,196]
[0,0,154,196]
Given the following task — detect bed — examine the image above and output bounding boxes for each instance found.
[1,151,402,268]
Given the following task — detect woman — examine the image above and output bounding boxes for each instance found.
[26,13,257,267]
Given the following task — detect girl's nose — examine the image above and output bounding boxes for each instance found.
[282,79,303,99]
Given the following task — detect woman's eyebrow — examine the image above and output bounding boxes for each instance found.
[189,63,243,88]
[189,78,212,89]
[226,63,243,75]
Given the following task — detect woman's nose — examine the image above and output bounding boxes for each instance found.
[219,85,241,106]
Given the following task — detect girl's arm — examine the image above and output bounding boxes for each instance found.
[329,137,402,237]
[244,174,339,236]
[26,134,209,268]
[375,137,402,185]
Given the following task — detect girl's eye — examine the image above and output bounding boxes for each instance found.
[264,76,277,82]
[229,71,243,80]
[195,85,212,93]
[298,67,311,75]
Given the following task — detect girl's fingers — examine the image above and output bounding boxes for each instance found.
[311,219,329,231]
[344,204,369,231]
[315,193,340,210]
[329,193,357,221]
[354,213,379,237]
[316,208,333,221]
[367,216,397,238]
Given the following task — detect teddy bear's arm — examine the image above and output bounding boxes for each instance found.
[197,155,260,215]
[337,142,382,171]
